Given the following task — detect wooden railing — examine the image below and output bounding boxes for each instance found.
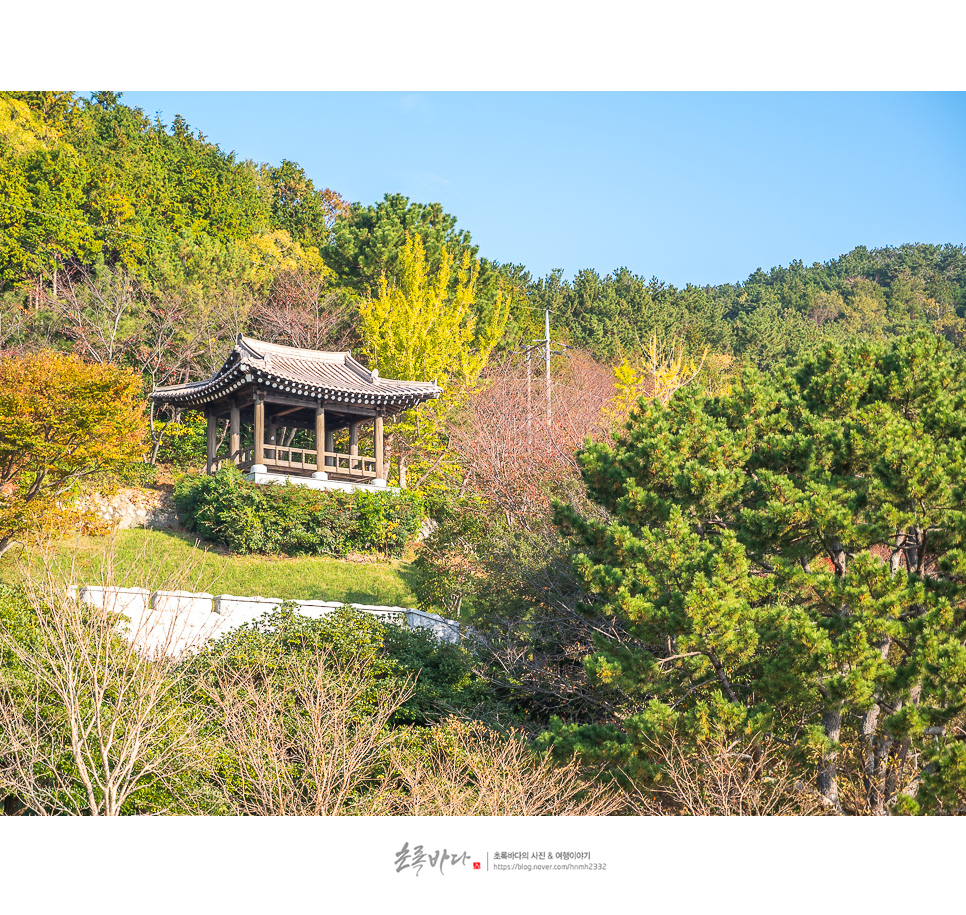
[212,448,253,472]
[321,451,377,478]
[263,446,377,479]
[265,444,318,472]
[215,447,377,479]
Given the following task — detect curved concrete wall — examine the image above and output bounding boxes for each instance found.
[78,586,458,655]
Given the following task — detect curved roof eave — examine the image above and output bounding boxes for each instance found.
[150,334,442,411]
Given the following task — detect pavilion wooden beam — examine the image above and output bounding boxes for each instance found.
[204,395,257,418]
[261,392,379,416]
[254,397,265,467]
[272,404,306,419]
[374,414,384,480]
[199,396,375,428]
[230,401,240,462]
[206,409,217,475]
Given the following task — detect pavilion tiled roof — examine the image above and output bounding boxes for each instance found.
[150,335,441,415]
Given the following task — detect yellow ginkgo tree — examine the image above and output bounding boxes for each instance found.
[608,335,732,425]
[358,234,512,487]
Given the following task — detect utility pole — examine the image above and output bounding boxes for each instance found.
[518,306,566,448]
[545,307,552,431]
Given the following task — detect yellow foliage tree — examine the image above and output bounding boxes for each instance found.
[0,94,61,157]
[0,351,146,556]
[242,229,329,290]
[641,334,710,405]
[608,334,721,425]
[359,234,509,391]
[607,336,735,429]
[358,235,511,485]
[360,235,512,490]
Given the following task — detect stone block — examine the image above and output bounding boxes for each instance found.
[151,590,214,616]
[406,609,460,644]
[79,585,151,617]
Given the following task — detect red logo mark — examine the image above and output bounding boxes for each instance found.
[473,862,481,870]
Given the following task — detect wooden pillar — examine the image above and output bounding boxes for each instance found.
[349,422,359,472]
[315,406,325,471]
[267,417,276,461]
[206,409,217,475]
[230,401,240,464]
[324,429,335,467]
[254,397,265,467]
[374,414,384,480]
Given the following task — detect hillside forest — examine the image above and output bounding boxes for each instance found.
[2,90,966,815]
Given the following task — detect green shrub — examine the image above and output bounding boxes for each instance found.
[154,410,209,470]
[187,602,498,728]
[173,467,424,557]
[381,622,494,726]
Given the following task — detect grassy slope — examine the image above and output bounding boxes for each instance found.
[0,529,418,607]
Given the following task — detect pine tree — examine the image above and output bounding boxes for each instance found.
[552,332,966,814]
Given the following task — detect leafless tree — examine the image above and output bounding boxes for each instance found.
[248,268,355,352]
[370,717,628,816]
[447,349,616,526]
[630,733,829,816]
[136,289,215,389]
[47,264,145,366]
[0,538,212,815]
[417,350,633,724]
[198,648,412,816]
[0,290,47,355]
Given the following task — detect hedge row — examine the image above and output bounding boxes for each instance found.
[173,468,424,557]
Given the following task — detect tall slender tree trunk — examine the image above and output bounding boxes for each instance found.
[885,682,923,805]
[860,704,885,815]
[817,708,843,813]
[818,539,849,811]
[860,633,893,815]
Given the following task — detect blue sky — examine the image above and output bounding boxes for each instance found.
[118,91,966,289]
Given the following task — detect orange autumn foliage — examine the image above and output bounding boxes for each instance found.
[0,350,145,554]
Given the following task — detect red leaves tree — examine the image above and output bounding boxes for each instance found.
[447,348,617,526]
[413,349,631,725]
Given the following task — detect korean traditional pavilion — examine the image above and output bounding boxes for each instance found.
[150,335,441,491]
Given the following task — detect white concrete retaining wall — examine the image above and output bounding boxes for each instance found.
[79,585,151,618]
[78,586,459,655]
[406,608,461,642]
[80,586,222,655]
[211,594,282,631]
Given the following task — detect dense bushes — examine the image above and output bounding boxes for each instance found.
[0,584,519,815]
[174,467,424,557]
[190,603,494,728]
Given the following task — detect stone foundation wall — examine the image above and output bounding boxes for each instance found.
[78,487,181,532]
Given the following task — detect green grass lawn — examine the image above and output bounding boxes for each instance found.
[0,529,418,607]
